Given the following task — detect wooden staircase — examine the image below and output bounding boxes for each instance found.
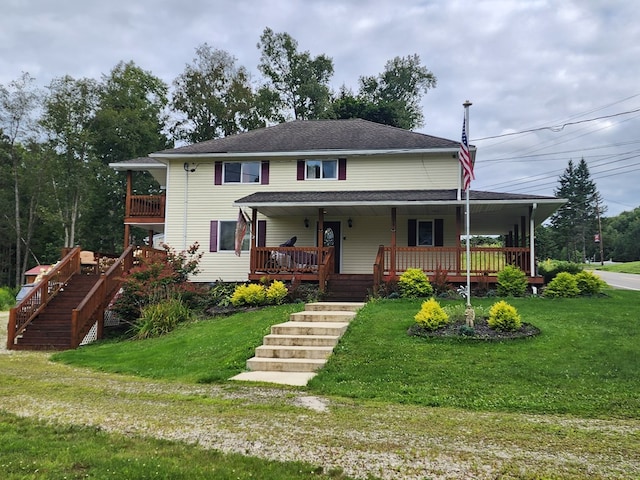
[11,274,101,350]
[232,302,364,385]
[325,274,373,302]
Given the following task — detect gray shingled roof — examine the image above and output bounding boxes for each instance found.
[235,189,560,205]
[155,119,461,155]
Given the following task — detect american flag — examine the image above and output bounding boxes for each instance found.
[234,209,248,256]
[459,118,474,190]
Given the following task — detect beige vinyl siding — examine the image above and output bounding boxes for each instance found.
[266,154,458,191]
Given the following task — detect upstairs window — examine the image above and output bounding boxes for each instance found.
[223,162,260,183]
[306,159,337,180]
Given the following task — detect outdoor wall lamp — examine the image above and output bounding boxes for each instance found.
[304,218,309,228]
[348,218,353,228]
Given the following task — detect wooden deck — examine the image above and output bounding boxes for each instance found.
[247,245,543,290]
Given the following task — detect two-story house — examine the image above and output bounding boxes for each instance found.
[109,119,564,296]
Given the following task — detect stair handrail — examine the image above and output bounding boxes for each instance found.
[7,247,82,349]
[317,247,334,293]
[70,245,136,348]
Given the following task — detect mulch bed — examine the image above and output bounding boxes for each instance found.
[408,317,540,341]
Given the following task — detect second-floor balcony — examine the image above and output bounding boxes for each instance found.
[125,194,166,224]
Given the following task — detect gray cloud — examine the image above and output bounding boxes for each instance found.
[2,0,638,215]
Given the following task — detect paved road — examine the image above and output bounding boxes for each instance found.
[592,270,640,291]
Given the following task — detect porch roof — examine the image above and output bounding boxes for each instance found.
[234,189,566,233]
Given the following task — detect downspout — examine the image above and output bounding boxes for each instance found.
[183,163,189,250]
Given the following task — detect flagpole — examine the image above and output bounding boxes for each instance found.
[463,100,472,308]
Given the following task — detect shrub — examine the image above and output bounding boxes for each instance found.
[537,259,582,283]
[266,280,288,305]
[0,286,15,310]
[544,272,579,298]
[113,243,203,323]
[132,298,192,339]
[398,268,433,298]
[488,300,522,331]
[414,298,450,330]
[431,266,451,296]
[575,270,607,296]
[231,283,267,307]
[497,265,528,297]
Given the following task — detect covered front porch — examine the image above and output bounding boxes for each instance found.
[237,189,565,292]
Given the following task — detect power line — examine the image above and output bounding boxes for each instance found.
[472,107,640,142]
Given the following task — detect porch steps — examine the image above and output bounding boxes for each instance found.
[11,274,100,350]
[325,274,373,302]
[231,301,365,386]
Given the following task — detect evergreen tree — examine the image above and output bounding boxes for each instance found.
[550,158,601,262]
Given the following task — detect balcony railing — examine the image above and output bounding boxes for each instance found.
[126,194,166,219]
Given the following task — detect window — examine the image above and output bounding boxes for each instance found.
[417,220,434,246]
[218,221,250,252]
[306,159,337,179]
[223,162,260,183]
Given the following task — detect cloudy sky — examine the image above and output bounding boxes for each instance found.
[3,0,639,217]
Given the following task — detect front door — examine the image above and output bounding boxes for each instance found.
[322,221,341,273]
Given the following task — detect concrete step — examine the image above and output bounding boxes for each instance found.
[289,310,356,323]
[246,357,327,372]
[263,333,340,347]
[270,321,349,336]
[305,302,365,312]
[255,345,333,359]
[234,300,365,385]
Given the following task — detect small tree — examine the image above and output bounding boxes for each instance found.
[112,243,203,324]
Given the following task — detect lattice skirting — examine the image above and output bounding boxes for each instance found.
[80,322,98,346]
[104,309,122,327]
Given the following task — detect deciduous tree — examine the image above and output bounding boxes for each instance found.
[171,44,262,143]
[41,75,99,247]
[257,28,334,121]
[0,73,43,286]
[358,54,436,130]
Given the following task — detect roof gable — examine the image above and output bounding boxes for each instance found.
[154,119,460,155]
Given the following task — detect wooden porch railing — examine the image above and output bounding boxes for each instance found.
[126,194,166,218]
[7,247,82,348]
[69,245,137,348]
[376,246,531,279]
[249,246,334,291]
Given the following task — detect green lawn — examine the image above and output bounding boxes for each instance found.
[592,261,640,274]
[54,290,640,419]
[53,303,305,383]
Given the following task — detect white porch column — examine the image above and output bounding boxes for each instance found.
[530,203,537,275]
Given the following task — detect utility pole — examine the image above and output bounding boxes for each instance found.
[596,199,604,265]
